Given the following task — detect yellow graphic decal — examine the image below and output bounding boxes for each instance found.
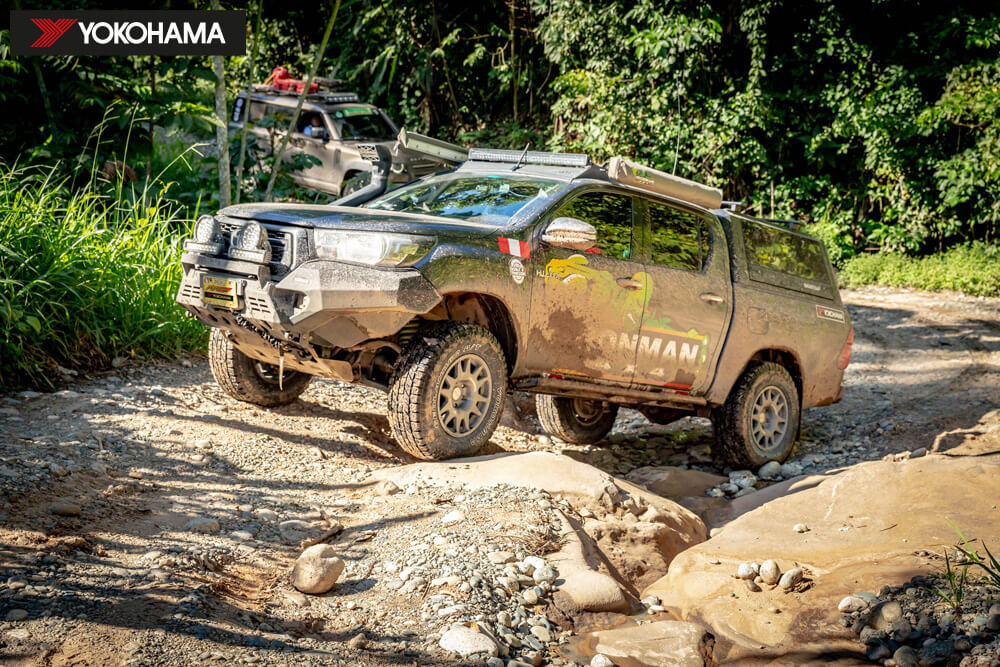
[544,254,709,369]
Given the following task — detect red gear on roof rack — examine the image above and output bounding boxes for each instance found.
[262,66,318,94]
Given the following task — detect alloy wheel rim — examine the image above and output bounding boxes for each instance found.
[750,386,789,452]
[437,354,492,437]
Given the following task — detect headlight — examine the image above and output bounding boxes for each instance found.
[314,230,433,266]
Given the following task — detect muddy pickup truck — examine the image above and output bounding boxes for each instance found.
[176,145,853,466]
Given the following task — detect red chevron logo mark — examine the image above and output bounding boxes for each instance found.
[30,18,77,48]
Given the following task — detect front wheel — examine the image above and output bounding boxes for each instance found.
[208,329,312,406]
[536,395,619,444]
[339,171,370,197]
[712,362,800,467]
[388,322,507,460]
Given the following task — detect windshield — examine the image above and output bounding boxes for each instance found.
[328,107,395,141]
[365,173,566,223]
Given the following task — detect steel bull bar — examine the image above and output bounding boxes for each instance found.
[177,254,441,382]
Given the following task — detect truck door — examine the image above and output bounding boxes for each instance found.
[526,190,648,384]
[632,199,731,394]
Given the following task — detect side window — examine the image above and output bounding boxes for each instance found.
[554,192,634,259]
[743,219,828,282]
[648,202,707,271]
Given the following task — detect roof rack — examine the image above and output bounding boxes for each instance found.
[397,129,468,164]
[250,85,360,104]
[607,157,722,209]
[467,148,591,168]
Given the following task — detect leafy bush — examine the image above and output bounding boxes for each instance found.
[0,164,206,389]
[839,243,1000,296]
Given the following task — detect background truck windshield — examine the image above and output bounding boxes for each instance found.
[329,108,395,140]
[366,173,564,223]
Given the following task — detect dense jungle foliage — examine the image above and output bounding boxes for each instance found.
[2,0,998,260]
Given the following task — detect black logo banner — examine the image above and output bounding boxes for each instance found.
[10,10,246,56]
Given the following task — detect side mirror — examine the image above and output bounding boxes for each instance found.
[542,217,598,250]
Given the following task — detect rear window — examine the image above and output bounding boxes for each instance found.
[742,219,834,296]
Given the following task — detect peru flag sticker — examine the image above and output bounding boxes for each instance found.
[498,237,530,258]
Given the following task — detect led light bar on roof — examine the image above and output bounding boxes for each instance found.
[323,93,360,103]
[467,148,591,168]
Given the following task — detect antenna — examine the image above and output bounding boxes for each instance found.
[672,83,682,175]
[512,143,531,171]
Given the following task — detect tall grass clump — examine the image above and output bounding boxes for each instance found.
[839,243,1000,297]
[0,163,207,390]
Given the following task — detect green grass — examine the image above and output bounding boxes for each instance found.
[0,163,207,390]
[838,243,1000,297]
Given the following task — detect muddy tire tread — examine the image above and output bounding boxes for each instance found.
[388,322,507,460]
[712,361,799,467]
[535,394,619,444]
[208,328,312,407]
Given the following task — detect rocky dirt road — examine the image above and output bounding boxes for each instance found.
[1,287,999,666]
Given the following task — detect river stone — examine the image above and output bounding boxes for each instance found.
[778,567,803,589]
[838,595,866,613]
[184,517,220,533]
[759,560,780,585]
[591,655,616,667]
[893,646,919,667]
[51,502,81,517]
[439,625,499,657]
[868,601,903,630]
[291,544,345,595]
[758,461,782,480]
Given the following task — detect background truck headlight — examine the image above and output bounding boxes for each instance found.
[313,230,433,266]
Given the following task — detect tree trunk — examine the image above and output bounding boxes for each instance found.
[234,0,263,205]
[264,0,341,202]
[211,0,232,208]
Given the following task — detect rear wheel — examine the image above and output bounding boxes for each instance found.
[712,362,799,467]
[208,329,312,406]
[388,322,507,460]
[536,395,619,444]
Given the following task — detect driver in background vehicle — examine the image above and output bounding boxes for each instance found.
[303,115,325,138]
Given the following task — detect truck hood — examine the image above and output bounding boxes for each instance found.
[217,203,504,235]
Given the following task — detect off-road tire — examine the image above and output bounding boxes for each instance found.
[712,362,800,467]
[536,395,619,445]
[340,171,370,197]
[388,322,507,460]
[208,329,312,407]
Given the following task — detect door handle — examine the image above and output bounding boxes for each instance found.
[700,292,724,304]
[617,278,644,290]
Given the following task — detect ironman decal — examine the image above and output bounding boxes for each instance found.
[498,237,530,258]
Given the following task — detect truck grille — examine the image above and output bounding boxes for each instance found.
[218,219,291,274]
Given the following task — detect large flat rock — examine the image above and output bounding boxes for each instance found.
[573,620,712,666]
[643,455,1000,663]
[377,452,707,592]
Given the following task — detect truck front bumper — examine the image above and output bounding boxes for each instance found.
[176,253,440,379]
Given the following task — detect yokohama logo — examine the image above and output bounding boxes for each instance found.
[30,18,78,48]
[11,10,245,56]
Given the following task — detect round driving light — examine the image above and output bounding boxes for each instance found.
[194,215,220,243]
[229,221,272,263]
